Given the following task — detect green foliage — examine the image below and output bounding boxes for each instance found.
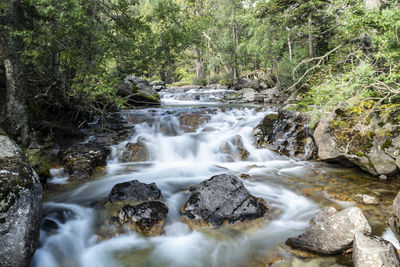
[192,77,207,86]
[220,72,234,87]
[207,74,221,85]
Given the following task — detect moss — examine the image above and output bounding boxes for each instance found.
[25,150,51,179]
[382,139,392,150]
[356,151,365,157]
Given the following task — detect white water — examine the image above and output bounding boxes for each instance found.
[32,90,334,267]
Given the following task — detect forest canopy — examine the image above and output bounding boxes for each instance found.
[0,0,399,144]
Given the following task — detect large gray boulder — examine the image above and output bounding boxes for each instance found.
[0,135,42,267]
[286,207,371,255]
[352,232,400,267]
[389,191,400,242]
[118,75,160,106]
[254,110,317,160]
[314,109,399,176]
[181,174,269,226]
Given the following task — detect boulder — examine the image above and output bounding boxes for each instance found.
[0,135,42,267]
[114,201,168,236]
[241,88,264,103]
[389,192,400,242]
[352,232,400,267]
[119,140,149,162]
[178,111,210,133]
[260,87,282,104]
[108,180,162,203]
[254,110,317,160]
[118,75,160,106]
[314,109,399,176]
[233,69,276,90]
[219,135,249,160]
[60,142,109,179]
[150,80,166,92]
[310,207,337,225]
[181,174,269,226]
[286,207,371,255]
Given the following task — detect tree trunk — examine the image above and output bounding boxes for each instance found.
[231,4,239,80]
[287,35,293,61]
[308,15,314,58]
[0,0,30,145]
[195,45,205,79]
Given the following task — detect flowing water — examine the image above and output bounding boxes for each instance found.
[32,88,400,267]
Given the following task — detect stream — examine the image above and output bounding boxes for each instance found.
[31,87,400,267]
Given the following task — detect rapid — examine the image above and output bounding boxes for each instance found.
[31,87,400,267]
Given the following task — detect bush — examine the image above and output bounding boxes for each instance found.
[207,74,221,84]
[220,72,234,87]
[192,77,207,86]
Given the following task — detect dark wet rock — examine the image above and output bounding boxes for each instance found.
[219,135,249,161]
[352,232,400,267]
[108,180,162,203]
[119,140,149,162]
[41,219,59,233]
[178,111,210,133]
[314,109,399,176]
[0,135,42,267]
[254,110,317,160]
[286,207,371,255]
[85,113,134,146]
[118,75,160,106]
[389,191,400,242]
[114,201,168,236]
[60,142,109,180]
[234,70,276,90]
[181,174,269,226]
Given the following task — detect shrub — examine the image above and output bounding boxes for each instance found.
[207,74,221,85]
[192,77,207,86]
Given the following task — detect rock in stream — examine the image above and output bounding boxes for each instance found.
[352,232,400,267]
[286,207,371,255]
[181,174,269,226]
[108,180,162,203]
